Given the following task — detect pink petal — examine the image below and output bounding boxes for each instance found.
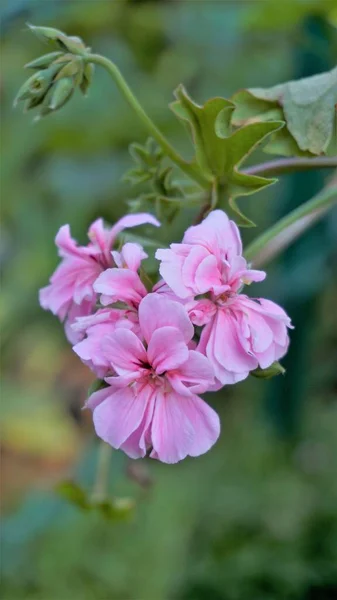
[181,245,209,291]
[213,309,258,373]
[138,293,194,345]
[156,248,191,299]
[183,210,241,256]
[194,254,222,293]
[120,388,156,458]
[92,385,152,450]
[88,218,110,253]
[94,268,147,307]
[109,213,160,243]
[85,386,111,411]
[55,225,93,259]
[173,350,215,394]
[102,329,147,374]
[147,326,189,374]
[112,242,147,272]
[150,390,220,463]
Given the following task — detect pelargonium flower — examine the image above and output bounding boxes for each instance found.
[156,209,293,385]
[196,295,292,385]
[72,308,138,378]
[93,241,149,309]
[156,210,265,299]
[39,213,159,342]
[86,294,220,464]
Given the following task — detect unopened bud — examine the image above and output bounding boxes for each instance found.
[80,63,94,96]
[251,361,285,379]
[48,78,74,110]
[24,52,63,70]
[27,23,86,56]
[14,63,60,106]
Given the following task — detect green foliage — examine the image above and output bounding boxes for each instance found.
[171,85,285,225]
[125,137,186,223]
[56,481,135,521]
[251,361,286,379]
[232,67,337,157]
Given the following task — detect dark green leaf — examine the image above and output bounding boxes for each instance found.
[232,67,337,156]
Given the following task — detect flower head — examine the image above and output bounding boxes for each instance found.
[39,214,159,342]
[156,210,265,299]
[86,294,219,463]
[156,209,292,385]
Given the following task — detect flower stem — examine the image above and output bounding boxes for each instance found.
[91,441,112,503]
[244,156,337,178]
[85,53,209,189]
[245,183,337,266]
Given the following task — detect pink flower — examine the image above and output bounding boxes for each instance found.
[39,214,159,342]
[156,210,265,299]
[196,295,292,385]
[72,308,138,378]
[156,209,292,385]
[86,294,220,464]
[93,242,148,309]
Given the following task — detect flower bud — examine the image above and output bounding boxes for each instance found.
[24,51,63,70]
[48,78,74,110]
[27,23,86,55]
[251,361,285,379]
[13,63,61,106]
[80,63,95,96]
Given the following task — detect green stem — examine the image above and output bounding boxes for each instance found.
[244,156,337,178]
[85,53,209,189]
[91,441,112,503]
[245,184,337,265]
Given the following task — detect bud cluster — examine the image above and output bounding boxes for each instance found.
[14,24,94,118]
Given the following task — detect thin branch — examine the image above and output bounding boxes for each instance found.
[245,183,337,267]
[243,156,337,178]
[86,53,210,189]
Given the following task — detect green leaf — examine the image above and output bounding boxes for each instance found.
[170,84,235,177]
[56,481,91,510]
[171,85,284,225]
[251,361,286,379]
[231,67,337,156]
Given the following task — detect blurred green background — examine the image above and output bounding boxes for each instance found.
[1,1,337,599]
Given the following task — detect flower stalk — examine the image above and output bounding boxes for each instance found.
[245,182,337,266]
[91,441,113,503]
[85,53,209,189]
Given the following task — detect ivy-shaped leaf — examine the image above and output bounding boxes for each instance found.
[170,85,235,178]
[231,67,337,157]
[171,85,284,225]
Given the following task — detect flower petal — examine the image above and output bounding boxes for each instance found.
[112,242,147,272]
[94,268,147,306]
[147,326,189,374]
[92,385,151,449]
[138,293,193,345]
[150,390,220,463]
[102,329,147,374]
[109,213,160,243]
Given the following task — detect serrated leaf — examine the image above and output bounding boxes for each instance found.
[171,86,284,225]
[171,85,235,177]
[232,67,337,156]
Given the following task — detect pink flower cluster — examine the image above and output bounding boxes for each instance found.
[40,210,292,463]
